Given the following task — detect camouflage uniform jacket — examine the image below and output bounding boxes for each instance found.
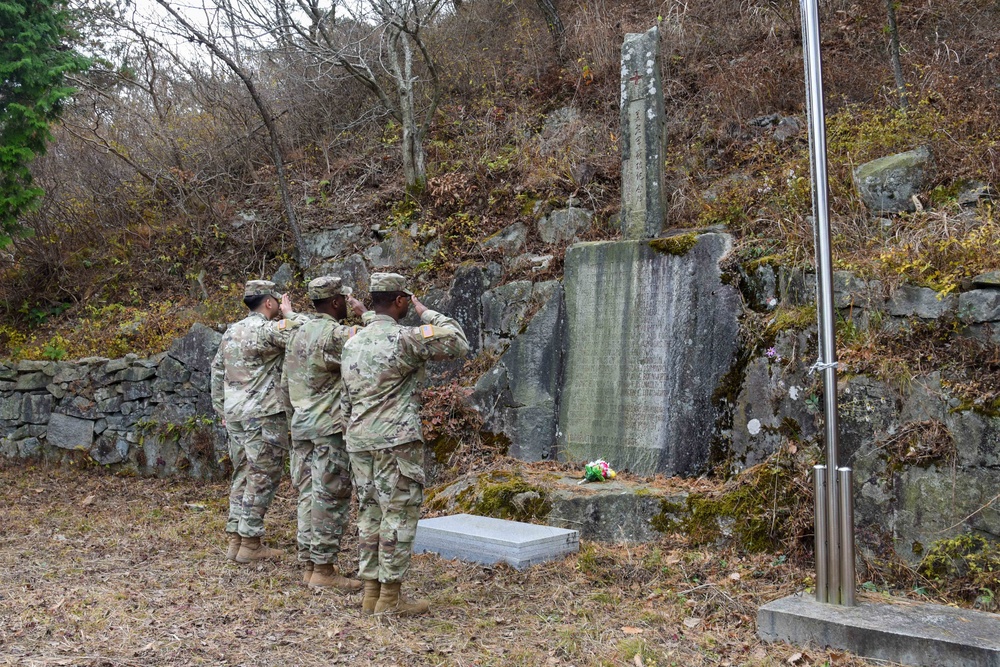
[341,309,469,453]
[280,313,360,440]
[210,312,305,421]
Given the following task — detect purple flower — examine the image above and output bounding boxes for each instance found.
[766,347,777,358]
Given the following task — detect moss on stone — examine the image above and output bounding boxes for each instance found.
[763,305,817,342]
[676,460,806,553]
[650,499,684,533]
[648,233,698,256]
[455,471,552,523]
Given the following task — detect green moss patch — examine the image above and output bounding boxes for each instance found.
[648,233,698,256]
[455,470,552,523]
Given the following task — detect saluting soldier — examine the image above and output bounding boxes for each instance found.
[341,272,470,616]
[211,280,305,563]
[281,276,366,590]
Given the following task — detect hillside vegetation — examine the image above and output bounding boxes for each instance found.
[3,0,1000,359]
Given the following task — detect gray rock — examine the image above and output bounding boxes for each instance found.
[0,365,15,380]
[104,358,128,373]
[482,281,533,344]
[308,253,370,297]
[483,222,527,255]
[956,181,995,208]
[303,224,364,260]
[168,323,223,374]
[47,413,95,450]
[853,146,932,214]
[537,207,593,245]
[21,394,52,424]
[270,262,295,291]
[90,433,129,465]
[16,360,52,373]
[448,265,487,353]
[46,383,66,399]
[94,418,108,435]
[121,381,152,401]
[778,266,816,306]
[15,372,50,391]
[483,262,503,288]
[364,234,421,269]
[475,286,565,461]
[833,271,882,310]
[0,395,21,421]
[742,262,778,311]
[18,437,41,458]
[958,289,1000,323]
[118,366,156,383]
[508,253,554,273]
[157,356,190,384]
[772,116,802,141]
[53,365,87,383]
[60,396,101,420]
[971,270,1000,289]
[888,285,957,319]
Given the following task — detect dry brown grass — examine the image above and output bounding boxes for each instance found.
[0,461,895,667]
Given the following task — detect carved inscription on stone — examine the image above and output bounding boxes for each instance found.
[557,236,741,476]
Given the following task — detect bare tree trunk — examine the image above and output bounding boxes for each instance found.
[885,0,907,110]
[536,0,566,61]
[153,0,309,264]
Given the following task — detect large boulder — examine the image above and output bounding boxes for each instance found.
[474,285,565,461]
[853,146,932,214]
[47,413,95,450]
[537,207,593,245]
[308,253,370,296]
[168,323,223,373]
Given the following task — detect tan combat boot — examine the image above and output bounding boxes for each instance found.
[361,580,381,616]
[309,563,362,591]
[225,533,242,561]
[235,536,282,563]
[374,582,430,617]
[300,561,314,585]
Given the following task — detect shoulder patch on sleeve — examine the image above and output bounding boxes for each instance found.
[278,319,287,329]
[348,326,358,338]
[420,324,434,339]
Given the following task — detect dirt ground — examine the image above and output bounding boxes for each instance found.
[0,462,887,667]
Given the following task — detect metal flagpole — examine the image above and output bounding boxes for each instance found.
[800,0,855,606]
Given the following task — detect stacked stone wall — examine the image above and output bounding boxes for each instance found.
[0,324,226,479]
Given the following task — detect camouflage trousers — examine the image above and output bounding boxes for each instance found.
[291,433,352,565]
[228,413,289,538]
[349,441,425,584]
[224,424,248,534]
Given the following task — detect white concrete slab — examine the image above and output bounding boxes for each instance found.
[414,514,579,570]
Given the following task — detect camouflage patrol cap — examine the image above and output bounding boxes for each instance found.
[244,280,282,300]
[369,272,413,295]
[307,276,353,301]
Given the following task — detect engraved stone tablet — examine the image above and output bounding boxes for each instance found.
[413,514,579,569]
[557,235,741,475]
[621,26,667,239]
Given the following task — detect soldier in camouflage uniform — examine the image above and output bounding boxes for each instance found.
[341,272,470,616]
[211,280,305,563]
[281,276,366,590]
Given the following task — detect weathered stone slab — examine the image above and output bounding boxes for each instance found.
[21,394,53,424]
[47,413,95,450]
[758,593,1000,667]
[620,26,666,239]
[558,234,741,475]
[413,513,579,569]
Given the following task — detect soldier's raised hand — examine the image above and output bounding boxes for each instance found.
[411,294,428,317]
[348,295,366,317]
[279,293,293,317]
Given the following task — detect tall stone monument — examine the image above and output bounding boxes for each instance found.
[620,26,667,239]
[556,235,741,476]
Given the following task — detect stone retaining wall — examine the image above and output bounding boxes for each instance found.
[0,324,226,479]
